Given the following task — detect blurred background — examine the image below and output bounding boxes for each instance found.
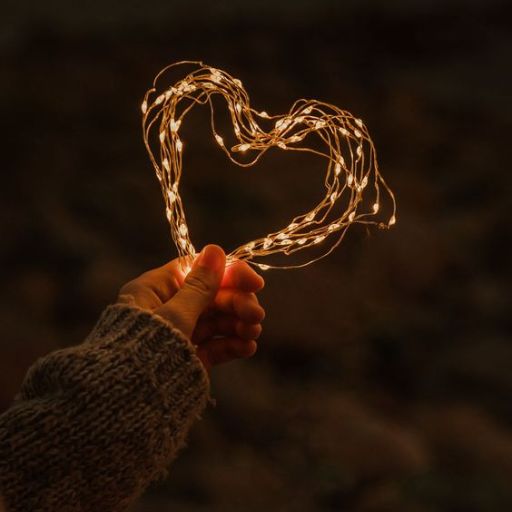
[1,0,511,510]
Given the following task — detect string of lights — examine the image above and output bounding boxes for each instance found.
[142,61,396,271]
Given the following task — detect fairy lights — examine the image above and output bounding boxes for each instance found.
[142,61,397,271]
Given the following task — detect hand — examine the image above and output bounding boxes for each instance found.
[117,245,265,372]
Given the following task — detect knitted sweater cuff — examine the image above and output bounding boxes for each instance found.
[85,302,211,411]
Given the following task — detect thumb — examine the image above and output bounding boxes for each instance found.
[158,245,226,338]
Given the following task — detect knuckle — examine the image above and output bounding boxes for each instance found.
[119,279,139,295]
[185,272,212,296]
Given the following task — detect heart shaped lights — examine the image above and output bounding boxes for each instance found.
[142,61,396,271]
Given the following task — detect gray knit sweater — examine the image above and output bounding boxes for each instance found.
[0,303,211,511]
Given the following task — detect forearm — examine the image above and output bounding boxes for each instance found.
[0,304,210,512]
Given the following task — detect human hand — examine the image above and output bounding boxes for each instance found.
[117,245,265,372]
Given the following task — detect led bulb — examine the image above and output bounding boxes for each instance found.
[170,119,181,132]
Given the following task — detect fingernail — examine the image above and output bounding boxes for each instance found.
[195,245,225,273]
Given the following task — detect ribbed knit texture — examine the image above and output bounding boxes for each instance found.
[0,304,210,512]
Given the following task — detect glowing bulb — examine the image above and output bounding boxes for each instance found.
[275,118,289,130]
[179,223,188,236]
[389,215,396,226]
[176,139,183,152]
[168,190,176,203]
[314,235,326,244]
[215,134,224,146]
[349,212,355,222]
[263,237,272,249]
[355,118,363,128]
[304,106,313,114]
[258,264,270,271]
[166,207,172,221]
[373,202,380,213]
[159,131,165,143]
[259,111,270,118]
[277,141,287,149]
[155,94,164,105]
[335,163,341,176]
[305,213,315,222]
[297,238,307,245]
[234,78,242,87]
[162,158,170,171]
[141,100,148,114]
[356,145,362,157]
[235,102,242,114]
[354,129,362,138]
[339,127,349,136]
[170,119,181,132]
[347,173,354,186]
[330,192,337,203]
[237,143,251,152]
[210,68,222,83]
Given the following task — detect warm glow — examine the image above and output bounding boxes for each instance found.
[142,61,397,270]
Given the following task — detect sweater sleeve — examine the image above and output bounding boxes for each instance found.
[0,304,211,512]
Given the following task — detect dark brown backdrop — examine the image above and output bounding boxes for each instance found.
[1,1,511,510]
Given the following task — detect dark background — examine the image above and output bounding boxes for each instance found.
[1,1,511,510]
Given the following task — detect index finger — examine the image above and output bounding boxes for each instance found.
[119,259,186,307]
[221,259,265,292]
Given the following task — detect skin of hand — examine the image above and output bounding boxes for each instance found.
[116,245,265,372]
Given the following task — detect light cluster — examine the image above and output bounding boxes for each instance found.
[142,61,396,271]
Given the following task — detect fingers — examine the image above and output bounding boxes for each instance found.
[192,314,263,343]
[116,252,264,313]
[196,337,258,372]
[212,289,265,324]
[221,259,265,292]
[117,259,185,309]
[155,245,226,338]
